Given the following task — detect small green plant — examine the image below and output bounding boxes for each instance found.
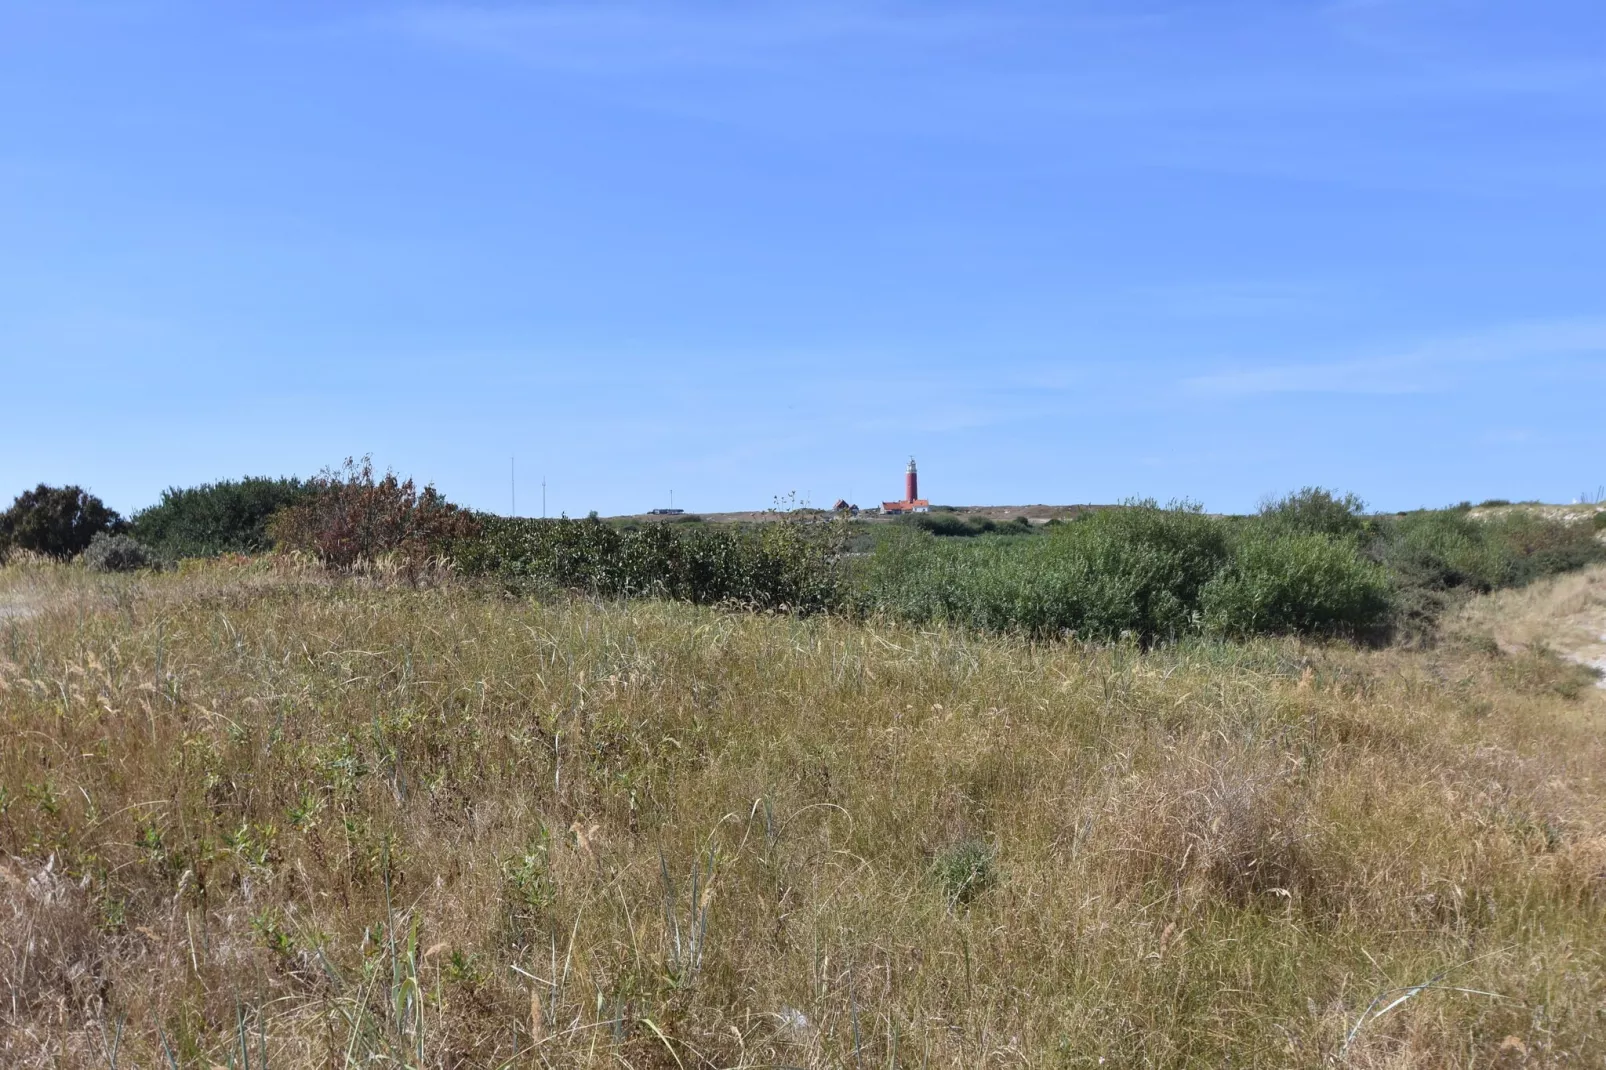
[660,845,718,987]
[443,949,484,989]
[252,910,295,957]
[930,838,996,906]
[500,830,554,948]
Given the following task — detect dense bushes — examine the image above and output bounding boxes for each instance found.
[907,512,1030,537]
[131,477,307,559]
[0,485,123,560]
[860,494,1602,643]
[460,513,844,612]
[1257,487,1369,540]
[9,463,1601,646]
[1370,507,1606,632]
[857,502,1388,643]
[268,457,479,573]
[1201,532,1392,639]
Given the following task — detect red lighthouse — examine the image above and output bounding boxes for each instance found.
[882,456,931,514]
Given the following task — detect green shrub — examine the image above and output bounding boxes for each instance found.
[1372,510,1508,593]
[858,502,1231,643]
[909,513,996,537]
[1482,510,1606,585]
[1374,509,1604,595]
[1594,511,1606,531]
[131,476,307,559]
[81,531,154,573]
[1202,532,1391,639]
[0,484,123,560]
[1369,508,1606,635]
[268,457,480,574]
[1257,487,1368,540]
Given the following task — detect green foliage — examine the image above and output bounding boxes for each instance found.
[1481,510,1606,585]
[1257,486,1368,540]
[1374,510,1506,594]
[1375,509,1605,592]
[1370,508,1606,634]
[857,502,1234,642]
[930,839,996,906]
[0,484,123,559]
[268,457,480,573]
[500,828,555,949]
[82,531,155,573]
[863,500,1402,643]
[1201,531,1392,639]
[903,513,1036,537]
[910,513,994,536]
[1594,511,1606,531]
[130,476,307,559]
[459,512,845,612]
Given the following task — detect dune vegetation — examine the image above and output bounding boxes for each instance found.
[2,555,1605,1068]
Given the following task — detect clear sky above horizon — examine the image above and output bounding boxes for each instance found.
[4,0,1604,518]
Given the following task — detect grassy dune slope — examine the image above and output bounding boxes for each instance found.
[1451,563,1606,684]
[2,560,1604,1067]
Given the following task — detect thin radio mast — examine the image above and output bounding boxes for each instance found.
[510,456,515,517]
[542,476,547,519]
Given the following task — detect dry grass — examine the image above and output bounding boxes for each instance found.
[1450,563,1606,686]
[2,558,1605,1068]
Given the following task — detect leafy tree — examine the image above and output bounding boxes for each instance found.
[0,484,123,559]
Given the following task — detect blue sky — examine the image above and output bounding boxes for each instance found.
[3,1,1604,517]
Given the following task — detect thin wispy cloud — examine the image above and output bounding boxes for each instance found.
[382,2,1604,104]
[1186,319,1606,397]
[384,3,1027,75]
[371,1,1606,198]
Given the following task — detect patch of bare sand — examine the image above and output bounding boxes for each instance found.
[1452,562,1606,687]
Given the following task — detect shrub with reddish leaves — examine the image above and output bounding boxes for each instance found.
[268,457,479,574]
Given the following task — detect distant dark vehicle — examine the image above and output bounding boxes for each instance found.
[649,508,685,515]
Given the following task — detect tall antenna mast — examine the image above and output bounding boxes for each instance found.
[542,476,547,519]
[511,456,515,517]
